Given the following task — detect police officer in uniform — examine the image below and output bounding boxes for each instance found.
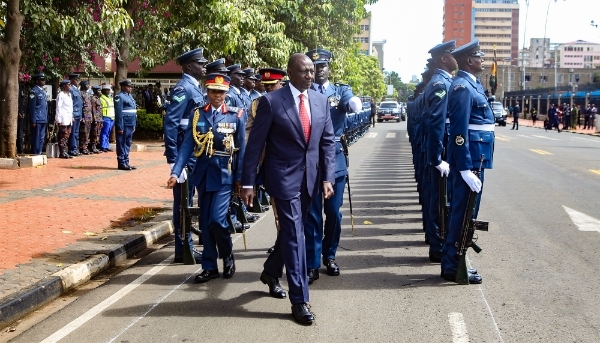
[89,85,103,154]
[114,79,138,170]
[164,48,207,263]
[68,74,83,156]
[79,80,93,155]
[168,74,246,282]
[303,49,362,282]
[442,39,494,284]
[423,40,457,262]
[27,73,48,155]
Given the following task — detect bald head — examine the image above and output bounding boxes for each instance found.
[287,53,314,92]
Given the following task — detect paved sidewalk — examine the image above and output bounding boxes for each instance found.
[0,142,172,301]
[513,118,600,136]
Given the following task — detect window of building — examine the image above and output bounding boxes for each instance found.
[359,25,370,31]
[557,74,564,83]
[360,37,369,43]
[540,75,547,82]
[525,74,531,82]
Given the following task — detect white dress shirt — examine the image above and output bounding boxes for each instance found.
[288,82,311,124]
[55,91,73,125]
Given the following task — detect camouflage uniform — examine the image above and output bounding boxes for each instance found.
[59,125,72,152]
[79,92,93,154]
[89,91,103,152]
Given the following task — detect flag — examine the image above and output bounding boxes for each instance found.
[489,45,498,95]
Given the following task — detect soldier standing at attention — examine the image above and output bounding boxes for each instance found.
[78,80,93,155]
[27,73,48,155]
[423,40,456,262]
[442,39,494,284]
[303,48,362,283]
[168,74,246,283]
[89,85,103,154]
[164,48,207,263]
[227,64,248,112]
[114,79,137,170]
[55,80,74,159]
[99,85,115,152]
[68,74,83,156]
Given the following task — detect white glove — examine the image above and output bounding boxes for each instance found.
[169,163,188,183]
[348,96,362,113]
[460,170,482,193]
[435,161,450,177]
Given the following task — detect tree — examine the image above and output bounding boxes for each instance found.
[337,47,385,101]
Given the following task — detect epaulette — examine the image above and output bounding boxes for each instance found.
[203,103,211,112]
[250,98,259,119]
[334,82,351,89]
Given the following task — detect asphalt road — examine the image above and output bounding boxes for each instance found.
[5,123,600,343]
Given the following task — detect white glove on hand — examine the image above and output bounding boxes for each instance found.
[169,163,188,183]
[435,161,450,177]
[459,170,482,193]
[348,96,362,113]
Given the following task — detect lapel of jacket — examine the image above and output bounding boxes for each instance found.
[281,86,304,140]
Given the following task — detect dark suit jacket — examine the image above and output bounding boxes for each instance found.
[242,85,335,200]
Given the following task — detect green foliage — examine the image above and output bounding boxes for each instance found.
[336,46,385,101]
[136,110,163,131]
[593,72,600,83]
[383,71,415,103]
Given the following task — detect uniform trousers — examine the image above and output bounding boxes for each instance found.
[68,118,81,153]
[426,165,445,254]
[304,175,346,268]
[100,117,114,149]
[441,168,485,274]
[89,119,103,149]
[30,122,46,155]
[264,183,311,305]
[116,126,134,166]
[197,176,233,271]
[58,125,72,152]
[79,120,91,150]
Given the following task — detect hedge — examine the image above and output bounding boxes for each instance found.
[136,109,163,131]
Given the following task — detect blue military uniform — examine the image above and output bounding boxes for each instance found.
[303,48,359,276]
[27,73,48,155]
[171,85,246,275]
[114,80,137,169]
[442,40,495,279]
[423,41,456,259]
[227,64,249,114]
[68,74,83,155]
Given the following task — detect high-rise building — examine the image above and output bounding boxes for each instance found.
[558,40,600,69]
[372,40,386,70]
[443,0,519,65]
[354,13,372,55]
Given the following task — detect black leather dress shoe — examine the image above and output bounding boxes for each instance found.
[323,259,340,276]
[267,245,275,253]
[118,165,132,170]
[429,252,442,263]
[291,303,314,325]
[260,271,286,299]
[127,165,137,170]
[223,254,236,279]
[307,268,319,284]
[441,271,482,284]
[194,269,219,283]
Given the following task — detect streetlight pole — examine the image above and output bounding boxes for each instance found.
[554,44,558,89]
[522,0,530,90]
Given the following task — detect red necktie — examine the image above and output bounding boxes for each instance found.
[298,94,310,142]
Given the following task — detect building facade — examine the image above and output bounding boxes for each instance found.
[558,40,600,69]
[443,0,473,46]
[354,14,372,55]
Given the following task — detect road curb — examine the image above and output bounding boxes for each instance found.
[521,124,600,136]
[0,220,173,330]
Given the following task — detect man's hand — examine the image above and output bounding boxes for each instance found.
[459,170,482,193]
[240,187,254,207]
[323,182,334,199]
[166,177,177,189]
[234,181,241,195]
[118,130,124,134]
[435,161,450,177]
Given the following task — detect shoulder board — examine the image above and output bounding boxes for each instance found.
[227,106,240,112]
[453,84,466,91]
[251,98,259,118]
[334,82,350,88]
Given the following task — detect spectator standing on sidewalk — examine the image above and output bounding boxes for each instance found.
[562,103,571,130]
[571,105,579,130]
[511,103,520,130]
[531,107,538,126]
[583,104,591,129]
[55,80,74,159]
[589,104,597,130]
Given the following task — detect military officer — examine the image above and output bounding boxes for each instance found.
[254,74,266,96]
[227,64,248,111]
[27,73,48,155]
[89,85,103,153]
[164,47,207,263]
[114,79,138,170]
[303,48,362,282]
[242,68,260,103]
[68,74,83,156]
[78,80,93,155]
[442,39,494,284]
[423,40,457,262]
[167,74,246,282]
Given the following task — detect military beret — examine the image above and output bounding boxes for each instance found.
[119,79,133,87]
[176,47,208,65]
[306,49,332,64]
[68,73,80,80]
[227,64,246,75]
[206,58,228,74]
[452,39,485,59]
[428,40,456,57]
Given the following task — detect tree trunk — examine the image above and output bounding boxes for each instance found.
[0,0,24,158]
[114,2,134,93]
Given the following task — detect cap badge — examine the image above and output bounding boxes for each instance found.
[264,72,270,78]
[312,52,319,61]
[215,76,224,84]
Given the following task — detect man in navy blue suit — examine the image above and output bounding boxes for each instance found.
[241,53,336,325]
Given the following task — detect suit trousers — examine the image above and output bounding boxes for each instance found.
[116,126,134,166]
[426,165,444,254]
[30,122,46,155]
[441,168,485,274]
[264,186,311,305]
[68,118,81,153]
[305,175,346,268]
[198,177,233,271]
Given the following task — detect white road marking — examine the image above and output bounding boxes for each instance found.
[448,313,469,343]
[41,256,175,343]
[518,134,536,139]
[572,136,600,143]
[532,135,558,141]
[563,206,600,232]
[366,132,378,138]
[386,132,396,138]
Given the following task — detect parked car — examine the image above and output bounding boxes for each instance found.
[377,101,402,122]
[491,101,507,126]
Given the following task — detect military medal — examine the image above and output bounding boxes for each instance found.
[216,122,236,134]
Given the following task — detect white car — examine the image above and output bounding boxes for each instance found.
[377,101,402,122]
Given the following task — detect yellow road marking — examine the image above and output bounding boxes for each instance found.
[590,170,600,176]
[529,149,553,155]
[495,136,510,141]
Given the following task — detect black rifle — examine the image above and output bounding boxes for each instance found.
[438,174,449,241]
[455,155,489,284]
[340,135,355,235]
[180,170,200,265]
